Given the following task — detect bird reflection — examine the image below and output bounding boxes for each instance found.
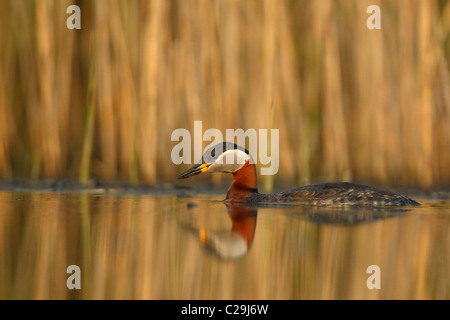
[181,201,409,260]
[286,205,408,225]
[182,202,257,260]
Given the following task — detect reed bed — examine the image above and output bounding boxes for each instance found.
[0,0,449,189]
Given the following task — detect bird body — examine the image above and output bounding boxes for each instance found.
[178,142,419,206]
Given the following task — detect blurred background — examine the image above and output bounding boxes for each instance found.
[0,0,449,191]
[1,0,450,301]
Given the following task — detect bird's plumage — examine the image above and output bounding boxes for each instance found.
[178,143,419,206]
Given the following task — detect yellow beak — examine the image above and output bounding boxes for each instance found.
[177,163,211,179]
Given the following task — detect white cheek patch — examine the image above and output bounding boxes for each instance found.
[208,149,249,173]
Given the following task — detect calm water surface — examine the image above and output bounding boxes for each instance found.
[0,190,448,299]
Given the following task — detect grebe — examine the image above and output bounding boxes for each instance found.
[178,142,420,206]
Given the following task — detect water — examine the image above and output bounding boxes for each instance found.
[0,189,448,299]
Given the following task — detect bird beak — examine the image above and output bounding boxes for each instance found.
[178,163,211,179]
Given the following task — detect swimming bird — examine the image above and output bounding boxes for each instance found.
[178,142,420,206]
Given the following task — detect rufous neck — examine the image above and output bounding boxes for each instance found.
[226,161,258,201]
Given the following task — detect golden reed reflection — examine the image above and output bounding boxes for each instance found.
[0,191,448,299]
